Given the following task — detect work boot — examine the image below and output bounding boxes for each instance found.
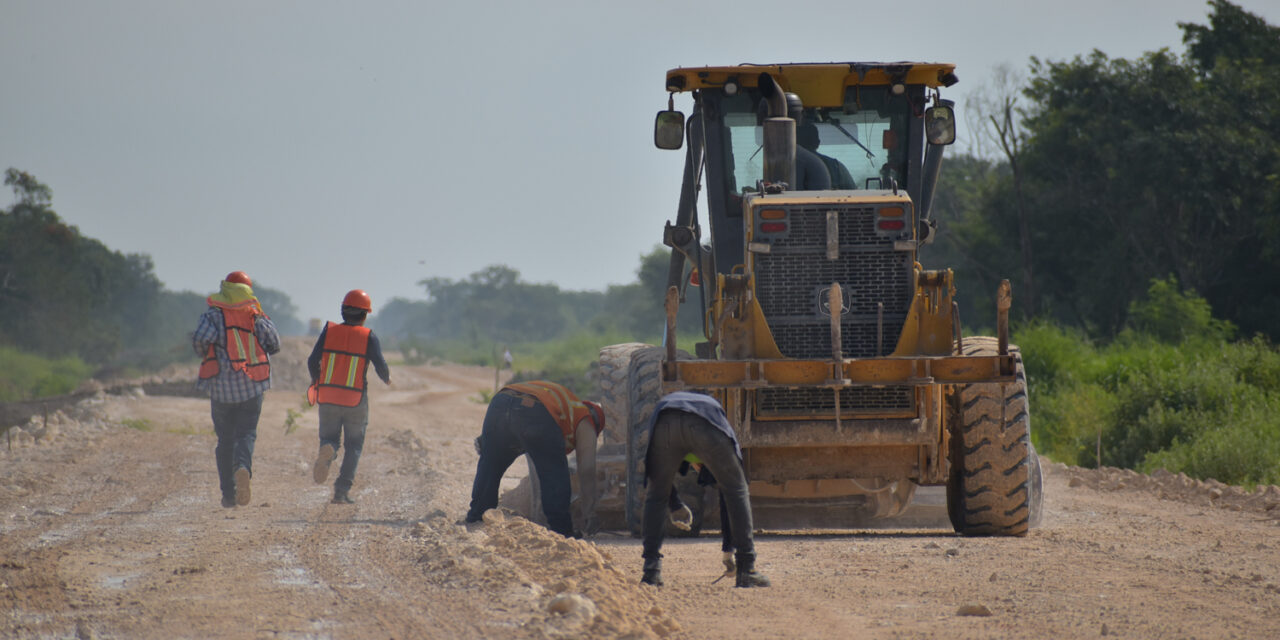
[735,552,770,588]
[722,551,736,574]
[313,444,336,484]
[234,467,252,506]
[221,496,236,509]
[640,555,663,587]
[331,491,355,504]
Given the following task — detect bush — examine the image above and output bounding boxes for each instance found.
[0,346,93,402]
[1015,302,1280,486]
[1032,382,1115,466]
[1125,277,1235,344]
[1140,400,1280,486]
[1014,321,1096,397]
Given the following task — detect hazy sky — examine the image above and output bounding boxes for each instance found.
[4,0,1275,322]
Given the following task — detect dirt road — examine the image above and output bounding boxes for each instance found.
[3,353,1279,639]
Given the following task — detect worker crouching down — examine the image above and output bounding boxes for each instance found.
[641,391,769,588]
[308,289,392,504]
[465,381,604,537]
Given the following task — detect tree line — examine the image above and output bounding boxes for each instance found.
[371,252,702,348]
[925,0,1280,341]
[921,1,1280,484]
[0,170,303,397]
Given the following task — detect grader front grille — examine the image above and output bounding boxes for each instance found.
[756,386,915,417]
[753,205,913,359]
[752,203,915,417]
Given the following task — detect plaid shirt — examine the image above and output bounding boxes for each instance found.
[193,306,281,403]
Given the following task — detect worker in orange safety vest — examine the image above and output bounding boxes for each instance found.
[465,380,604,537]
[193,270,281,508]
[307,289,391,504]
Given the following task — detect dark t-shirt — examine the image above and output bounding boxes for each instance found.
[644,391,742,460]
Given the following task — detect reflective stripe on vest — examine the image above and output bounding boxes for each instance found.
[503,381,598,453]
[198,305,271,382]
[316,322,371,407]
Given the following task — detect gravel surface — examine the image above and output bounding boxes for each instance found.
[2,354,1278,639]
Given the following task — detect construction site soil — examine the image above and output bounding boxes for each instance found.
[3,339,1279,639]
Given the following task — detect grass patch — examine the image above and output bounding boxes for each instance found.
[0,346,93,402]
[165,425,213,436]
[120,418,154,432]
[1016,317,1280,485]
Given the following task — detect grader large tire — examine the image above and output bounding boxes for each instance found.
[598,343,652,450]
[521,342,655,531]
[615,346,705,537]
[947,336,1041,536]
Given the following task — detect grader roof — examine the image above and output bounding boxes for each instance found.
[664,62,958,108]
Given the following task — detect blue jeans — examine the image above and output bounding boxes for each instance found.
[318,397,369,494]
[212,394,263,501]
[466,391,574,536]
[643,409,754,559]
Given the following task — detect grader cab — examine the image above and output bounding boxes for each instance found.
[593,62,1042,536]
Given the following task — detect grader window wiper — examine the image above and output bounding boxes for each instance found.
[825,117,876,163]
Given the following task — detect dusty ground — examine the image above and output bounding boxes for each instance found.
[3,346,1279,639]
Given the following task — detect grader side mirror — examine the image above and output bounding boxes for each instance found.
[925,101,956,146]
[655,110,685,150]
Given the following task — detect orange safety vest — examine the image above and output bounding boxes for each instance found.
[504,381,602,453]
[198,302,271,382]
[316,322,372,407]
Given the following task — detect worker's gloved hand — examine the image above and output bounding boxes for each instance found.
[473,436,482,455]
[669,504,693,531]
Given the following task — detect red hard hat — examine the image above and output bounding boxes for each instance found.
[225,271,252,287]
[342,289,372,311]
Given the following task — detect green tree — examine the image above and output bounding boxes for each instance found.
[936,1,1280,339]
[921,154,1012,330]
[1181,0,1280,69]
[255,285,304,336]
[1125,277,1234,344]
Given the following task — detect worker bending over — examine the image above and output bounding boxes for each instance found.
[641,391,769,588]
[465,381,604,537]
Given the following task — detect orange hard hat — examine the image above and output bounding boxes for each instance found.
[225,271,252,287]
[342,289,372,311]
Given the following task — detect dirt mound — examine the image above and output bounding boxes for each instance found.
[82,336,314,394]
[1050,459,1280,520]
[1,393,115,450]
[266,336,315,391]
[410,509,680,639]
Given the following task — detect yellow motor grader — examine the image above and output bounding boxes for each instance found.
[593,62,1042,537]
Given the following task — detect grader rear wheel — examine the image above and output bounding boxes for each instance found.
[598,344,704,537]
[621,346,663,535]
[947,336,1040,536]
